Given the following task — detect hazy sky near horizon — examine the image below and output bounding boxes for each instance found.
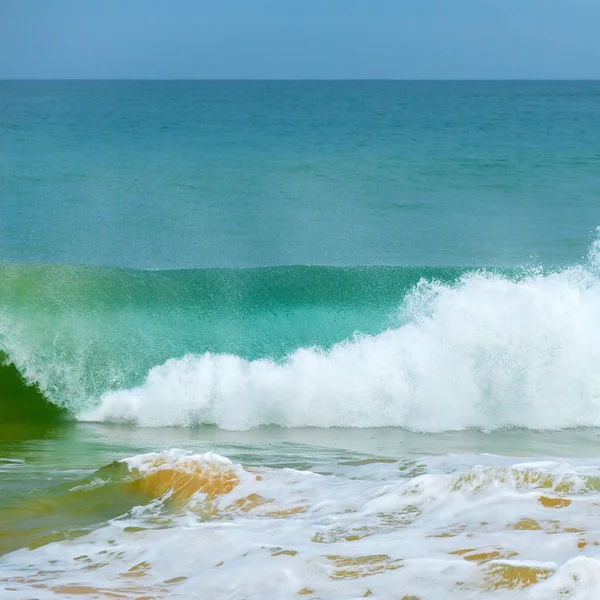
[2,0,600,79]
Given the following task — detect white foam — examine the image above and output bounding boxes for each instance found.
[81,241,600,430]
[5,451,600,599]
[121,449,233,472]
[528,556,600,599]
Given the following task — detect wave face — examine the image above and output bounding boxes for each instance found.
[0,264,458,416]
[4,241,600,430]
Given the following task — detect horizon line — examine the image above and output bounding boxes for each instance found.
[2,77,600,83]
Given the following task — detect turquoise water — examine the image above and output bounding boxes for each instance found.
[2,81,600,268]
[3,81,600,598]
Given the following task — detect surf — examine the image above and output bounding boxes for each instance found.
[0,263,462,414]
[3,238,600,431]
[84,261,600,430]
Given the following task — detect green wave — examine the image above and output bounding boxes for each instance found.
[0,353,66,423]
[0,263,469,415]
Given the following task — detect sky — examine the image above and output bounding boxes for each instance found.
[1,0,600,80]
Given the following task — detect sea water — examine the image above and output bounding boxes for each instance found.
[2,81,600,599]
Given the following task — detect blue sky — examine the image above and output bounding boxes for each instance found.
[1,0,600,79]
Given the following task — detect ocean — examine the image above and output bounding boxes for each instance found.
[2,80,600,599]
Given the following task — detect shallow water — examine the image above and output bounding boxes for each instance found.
[3,424,600,598]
